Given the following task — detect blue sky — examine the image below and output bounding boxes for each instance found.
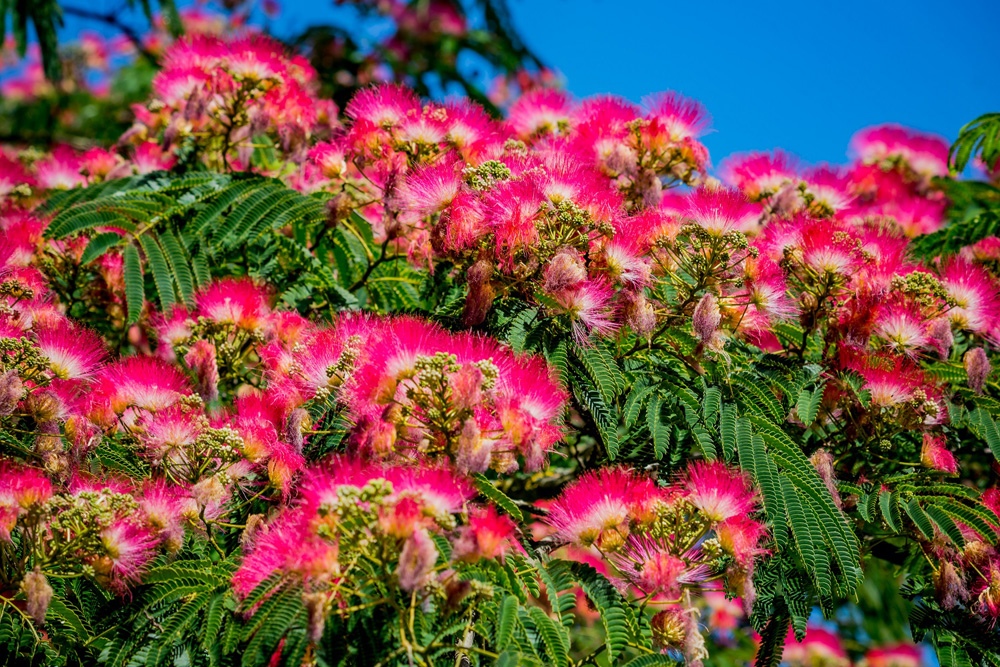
[58,0,1000,169]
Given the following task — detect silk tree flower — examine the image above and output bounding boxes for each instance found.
[716,516,769,567]
[972,560,1000,627]
[921,433,958,474]
[343,316,566,472]
[452,505,520,562]
[396,527,438,591]
[873,302,930,355]
[138,479,190,553]
[850,124,950,179]
[96,520,160,594]
[684,187,759,236]
[33,146,86,190]
[0,462,52,541]
[965,347,992,394]
[839,347,944,422]
[345,83,422,129]
[33,321,106,381]
[545,467,664,550]
[939,257,1000,334]
[862,642,924,667]
[546,279,620,344]
[800,166,855,216]
[609,535,710,598]
[719,150,800,200]
[680,461,757,524]
[232,511,340,599]
[193,278,272,332]
[782,626,850,667]
[643,91,710,144]
[89,356,191,427]
[131,33,324,166]
[507,88,574,139]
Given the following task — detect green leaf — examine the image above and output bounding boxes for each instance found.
[573,343,622,403]
[496,595,518,647]
[48,209,136,239]
[879,489,902,533]
[647,394,670,461]
[80,232,125,265]
[571,564,629,663]
[138,232,177,309]
[905,498,936,540]
[123,242,145,325]
[703,385,721,425]
[754,606,790,667]
[720,404,738,461]
[795,383,825,426]
[732,373,784,423]
[473,474,523,523]
[526,606,569,666]
[924,504,966,547]
[572,370,621,460]
[160,228,195,303]
[46,595,89,640]
[971,407,1000,463]
[623,384,657,426]
[950,112,1000,172]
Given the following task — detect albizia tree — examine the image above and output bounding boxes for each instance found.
[3,9,1000,667]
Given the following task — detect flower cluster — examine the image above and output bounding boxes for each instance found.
[5,13,1000,663]
[777,625,923,667]
[543,463,766,662]
[234,455,518,637]
[123,32,336,169]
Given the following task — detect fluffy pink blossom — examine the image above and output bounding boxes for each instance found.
[545,467,663,549]
[34,321,106,381]
[98,520,159,593]
[680,461,757,524]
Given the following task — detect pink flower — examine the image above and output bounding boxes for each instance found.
[34,321,106,381]
[396,527,437,591]
[98,520,159,593]
[90,356,191,425]
[545,467,662,550]
[232,512,338,599]
[397,160,463,214]
[507,89,573,139]
[851,124,950,178]
[184,340,220,403]
[680,460,757,524]
[965,347,992,394]
[643,91,710,142]
[0,462,52,540]
[684,187,758,236]
[864,642,924,667]
[452,505,519,562]
[783,626,849,667]
[873,303,929,355]
[308,141,348,179]
[345,83,422,128]
[34,145,85,190]
[972,560,1000,627]
[194,278,272,331]
[719,151,799,199]
[716,516,769,567]
[611,535,709,598]
[939,257,1000,334]
[921,433,958,474]
[547,279,620,343]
